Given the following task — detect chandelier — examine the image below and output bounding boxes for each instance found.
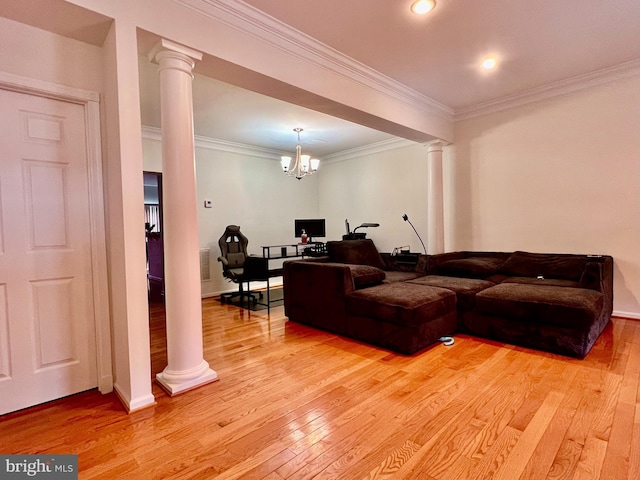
[280,128,320,180]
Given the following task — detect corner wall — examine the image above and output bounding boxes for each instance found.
[450,76,640,317]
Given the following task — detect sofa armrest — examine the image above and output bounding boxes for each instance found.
[579,262,604,292]
[578,256,614,318]
[283,260,356,333]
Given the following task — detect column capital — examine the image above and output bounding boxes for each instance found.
[424,139,450,153]
[149,39,203,75]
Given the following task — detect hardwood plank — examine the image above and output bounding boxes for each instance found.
[361,440,421,480]
[494,389,566,480]
[0,301,638,480]
[571,435,608,480]
[628,403,640,480]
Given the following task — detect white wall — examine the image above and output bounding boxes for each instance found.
[451,76,640,317]
[143,135,320,296]
[0,16,103,92]
[318,144,430,254]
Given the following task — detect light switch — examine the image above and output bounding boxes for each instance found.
[204,200,212,208]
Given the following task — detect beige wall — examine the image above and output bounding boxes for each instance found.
[451,76,640,316]
[0,16,103,92]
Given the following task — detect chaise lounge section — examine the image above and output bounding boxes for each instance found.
[283,240,613,358]
[283,240,456,354]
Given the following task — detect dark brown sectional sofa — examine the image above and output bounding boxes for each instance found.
[283,239,613,358]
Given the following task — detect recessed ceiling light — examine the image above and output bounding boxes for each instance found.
[482,57,497,69]
[411,0,436,15]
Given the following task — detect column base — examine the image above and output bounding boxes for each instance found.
[155,367,219,396]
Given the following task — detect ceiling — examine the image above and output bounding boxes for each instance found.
[3,0,638,157]
[243,0,640,111]
[139,0,640,157]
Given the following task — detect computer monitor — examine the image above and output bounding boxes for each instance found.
[294,219,326,242]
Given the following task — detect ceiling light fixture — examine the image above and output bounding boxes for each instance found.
[482,57,497,69]
[280,128,320,180]
[411,0,436,15]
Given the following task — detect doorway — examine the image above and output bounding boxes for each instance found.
[144,172,164,301]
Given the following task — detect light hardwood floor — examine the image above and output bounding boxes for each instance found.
[1,298,639,479]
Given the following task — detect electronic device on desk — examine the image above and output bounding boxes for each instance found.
[391,245,420,266]
[295,218,325,244]
[342,219,380,240]
[302,242,327,257]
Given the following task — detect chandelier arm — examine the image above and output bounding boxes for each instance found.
[281,127,318,179]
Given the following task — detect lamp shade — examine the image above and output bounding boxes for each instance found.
[281,156,291,172]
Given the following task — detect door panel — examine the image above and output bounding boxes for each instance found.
[0,89,97,415]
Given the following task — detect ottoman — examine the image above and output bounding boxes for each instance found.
[466,283,605,357]
[345,282,457,354]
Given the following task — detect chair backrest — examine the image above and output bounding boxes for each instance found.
[218,225,249,269]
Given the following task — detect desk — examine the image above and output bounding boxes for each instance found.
[250,243,326,312]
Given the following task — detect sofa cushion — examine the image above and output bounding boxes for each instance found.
[499,251,587,281]
[327,239,386,270]
[383,271,425,283]
[439,257,505,279]
[407,275,495,310]
[502,277,579,288]
[345,264,386,289]
[346,282,455,328]
[475,283,603,329]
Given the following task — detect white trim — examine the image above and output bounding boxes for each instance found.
[0,70,113,394]
[455,60,640,121]
[613,310,640,321]
[149,38,203,63]
[143,125,416,162]
[142,125,285,159]
[176,0,454,122]
[322,138,416,163]
[113,384,156,413]
[0,71,100,103]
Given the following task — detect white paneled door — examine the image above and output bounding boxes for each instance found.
[0,89,97,415]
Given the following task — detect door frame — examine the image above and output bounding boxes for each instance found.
[0,71,113,394]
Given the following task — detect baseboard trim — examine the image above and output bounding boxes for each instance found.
[613,310,640,320]
[113,383,156,414]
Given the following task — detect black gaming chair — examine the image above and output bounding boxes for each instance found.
[217,225,263,305]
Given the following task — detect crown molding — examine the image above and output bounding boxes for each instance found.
[322,138,416,163]
[142,126,286,159]
[142,125,415,161]
[175,0,454,121]
[455,59,640,121]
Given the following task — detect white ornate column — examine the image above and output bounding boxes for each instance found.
[427,141,446,254]
[150,39,218,395]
